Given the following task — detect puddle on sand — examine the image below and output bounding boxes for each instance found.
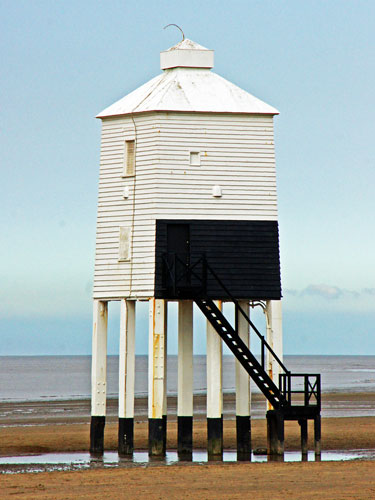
[1,449,375,474]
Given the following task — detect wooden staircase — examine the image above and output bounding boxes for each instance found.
[195,297,320,420]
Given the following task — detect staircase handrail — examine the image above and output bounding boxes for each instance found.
[162,252,322,411]
[204,258,290,376]
[163,251,289,375]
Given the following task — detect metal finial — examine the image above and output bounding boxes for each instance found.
[163,24,185,42]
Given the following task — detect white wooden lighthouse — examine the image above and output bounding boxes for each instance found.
[90,38,321,459]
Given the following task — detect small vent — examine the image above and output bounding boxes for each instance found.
[190,151,200,166]
[118,226,131,261]
[212,185,222,197]
[124,140,135,176]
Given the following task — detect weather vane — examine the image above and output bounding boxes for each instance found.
[163,24,185,42]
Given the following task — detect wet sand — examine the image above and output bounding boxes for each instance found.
[1,393,375,499]
[3,460,375,500]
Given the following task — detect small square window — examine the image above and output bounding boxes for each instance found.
[123,140,135,177]
[190,151,200,166]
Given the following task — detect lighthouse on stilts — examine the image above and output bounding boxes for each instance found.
[90,37,321,460]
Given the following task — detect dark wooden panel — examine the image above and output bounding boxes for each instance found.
[155,219,282,300]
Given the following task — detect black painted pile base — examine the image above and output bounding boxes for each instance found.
[90,416,105,455]
[118,418,134,456]
[266,410,284,456]
[90,411,321,460]
[207,417,223,458]
[178,416,193,458]
[148,416,167,456]
[267,409,322,459]
[236,415,251,461]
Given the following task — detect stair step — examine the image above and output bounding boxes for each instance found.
[195,298,295,412]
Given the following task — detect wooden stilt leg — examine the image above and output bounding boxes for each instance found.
[267,410,284,460]
[148,299,167,457]
[90,300,108,456]
[177,301,193,459]
[300,418,308,461]
[118,299,136,456]
[207,301,223,459]
[236,300,251,461]
[314,414,321,461]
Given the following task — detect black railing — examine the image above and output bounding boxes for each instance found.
[162,252,321,411]
[279,373,321,409]
[204,257,289,377]
[162,252,288,377]
[162,252,207,296]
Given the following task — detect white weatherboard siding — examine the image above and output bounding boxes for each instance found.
[93,111,278,300]
[154,113,277,221]
[94,114,159,300]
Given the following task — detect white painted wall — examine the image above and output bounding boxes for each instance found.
[155,113,277,221]
[94,114,158,300]
[93,111,278,300]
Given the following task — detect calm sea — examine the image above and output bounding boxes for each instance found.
[0,355,375,403]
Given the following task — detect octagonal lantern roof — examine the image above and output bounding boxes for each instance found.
[97,39,278,118]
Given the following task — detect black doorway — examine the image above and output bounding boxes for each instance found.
[167,223,190,257]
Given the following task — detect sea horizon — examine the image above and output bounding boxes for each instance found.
[1,354,375,404]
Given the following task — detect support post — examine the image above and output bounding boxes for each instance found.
[148,299,167,457]
[163,303,168,455]
[236,300,251,461]
[265,300,283,411]
[314,414,321,460]
[207,300,223,459]
[90,300,108,455]
[267,409,284,459]
[118,299,136,456]
[177,300,193,459]
[300,418,308,460]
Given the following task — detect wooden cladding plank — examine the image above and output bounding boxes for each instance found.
[93,112,278,298]
[154,219,281,300]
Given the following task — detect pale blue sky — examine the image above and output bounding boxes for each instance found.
[1,0,374,355]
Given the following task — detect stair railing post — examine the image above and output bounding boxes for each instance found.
[304,375,309,407]
[162,253,166,291]
[279,373,283,401]
[173,253,177,295]
[202,253,207,294]
[261,337,265,370]
[317,374,321,410]
[205,261,288,377]
[235,303,239,333]
[186,252,191,286]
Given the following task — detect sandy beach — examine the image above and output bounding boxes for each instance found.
[1,392,375,498]
[3,460,375,500]
[0,415,375,456]
[1,391,375,454]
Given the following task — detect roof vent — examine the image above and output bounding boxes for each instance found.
[160,38,214,70]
